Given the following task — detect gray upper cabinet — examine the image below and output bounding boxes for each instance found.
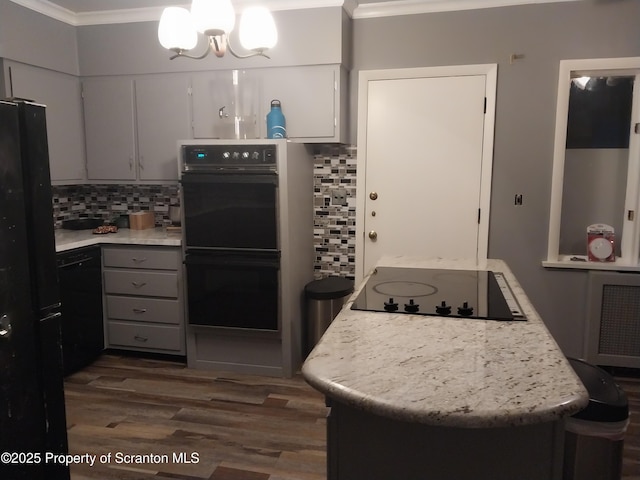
[83,74,191,182]
[191,69,262,140]
[83,76,136,181]
[136,75,191,181]
[261,65,342,141]
[4,61,86,183]
[191,64,347,142]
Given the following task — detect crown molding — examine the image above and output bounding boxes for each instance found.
[352,0,581,19]
[9,0,346,26]
[10,0,582,25]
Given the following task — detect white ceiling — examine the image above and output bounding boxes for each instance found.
[9,0,581,25]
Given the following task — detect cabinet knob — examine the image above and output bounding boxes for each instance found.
[369,191,378,200]
[368,230,378,240]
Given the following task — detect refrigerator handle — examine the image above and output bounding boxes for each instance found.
[0,314,12,340]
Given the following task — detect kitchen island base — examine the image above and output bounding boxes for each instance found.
[327,399,565,480]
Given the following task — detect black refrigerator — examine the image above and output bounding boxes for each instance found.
[0,99,70,480]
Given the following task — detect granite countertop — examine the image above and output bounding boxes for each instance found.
[55,228,181,252]
[302,256,589,429]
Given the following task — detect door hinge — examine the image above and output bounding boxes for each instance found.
[634,123,640,134]
[483,97,487,114]
[478,208,481,223]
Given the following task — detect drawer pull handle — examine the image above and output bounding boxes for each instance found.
[132,308,147,314]
[132,257,147,263]
[134,335,148,342]
[131,282,147,288]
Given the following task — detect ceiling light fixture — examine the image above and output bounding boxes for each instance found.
[158,0,277,60]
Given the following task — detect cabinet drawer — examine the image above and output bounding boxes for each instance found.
[107,321,182,351]
[104,270,178,298]
[106,295,181,325]
[103,247,180,270]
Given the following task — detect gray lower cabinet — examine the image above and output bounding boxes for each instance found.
[102,246,185,355]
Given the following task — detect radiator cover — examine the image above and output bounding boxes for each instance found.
[586,271,640,368]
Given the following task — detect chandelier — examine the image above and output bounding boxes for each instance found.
[158,0,278,60]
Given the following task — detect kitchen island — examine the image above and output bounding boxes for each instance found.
[302,257,589,480]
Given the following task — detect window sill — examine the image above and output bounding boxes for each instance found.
[542,255,640,272]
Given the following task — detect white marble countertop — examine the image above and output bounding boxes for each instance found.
[55,228,181,252]
[302,256,589,428]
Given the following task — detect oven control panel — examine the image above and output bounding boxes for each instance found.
[182,144,277,171]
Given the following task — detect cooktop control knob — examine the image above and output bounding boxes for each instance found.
[242,151,250,159]
[457,302,474,316]
[384,298,399,312]
[222,151,231,159]
[435,301,452,315]
[251,151,260,161]
[232,151,240,160]
[404,299,419,313]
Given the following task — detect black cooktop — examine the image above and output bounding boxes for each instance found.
[351,267,525,321]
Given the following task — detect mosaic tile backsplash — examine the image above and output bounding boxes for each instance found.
[312,145,357,279]
[51,145,357,278]
[52,184,180,228]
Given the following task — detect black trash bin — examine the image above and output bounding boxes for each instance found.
[563,357,629,480]
[304,277,354,356]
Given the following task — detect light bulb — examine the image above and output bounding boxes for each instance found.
[191,0,235,36]
[158,7,198,51]
[239,6,277,52]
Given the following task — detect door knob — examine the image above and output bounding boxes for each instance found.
[369,191,378,200]
[368,230,378,240]
[0,314,12,340]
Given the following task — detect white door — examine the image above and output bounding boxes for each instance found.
[356,65,497,281]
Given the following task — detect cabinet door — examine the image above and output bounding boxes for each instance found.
[261,65,337,140]
[6,62,86,183]
[136,75,191,181]
[191,70,262,139]
[83,77,136,180]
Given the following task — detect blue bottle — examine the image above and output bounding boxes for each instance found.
[267,99,286,138]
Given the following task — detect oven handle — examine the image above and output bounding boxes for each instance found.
[184,251,280,269]
[180,172,278,185]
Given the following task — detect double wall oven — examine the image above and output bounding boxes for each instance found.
[179,139,315,377]
[181,142,281,332]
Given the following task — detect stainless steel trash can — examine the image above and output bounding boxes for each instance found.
[563,357,629,480]
[305,277,354,355]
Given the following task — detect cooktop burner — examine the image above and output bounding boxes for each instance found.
[351,267,526,321]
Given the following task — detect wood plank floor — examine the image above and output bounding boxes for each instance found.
[64,354,328,480]
[65,354,640,480]
[616,374,640,480]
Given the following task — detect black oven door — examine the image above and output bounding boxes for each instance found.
[181,172,278,250]
[185,250,280,331]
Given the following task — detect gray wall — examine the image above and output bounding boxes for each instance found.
[0,1,79,75]
[351,0,640,357]
[76,7,346,76]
